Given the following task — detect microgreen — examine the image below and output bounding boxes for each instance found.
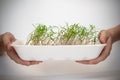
[26,23,100,45]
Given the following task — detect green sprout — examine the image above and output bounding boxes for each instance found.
[26,23,100,45]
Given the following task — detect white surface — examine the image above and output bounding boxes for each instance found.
[0,42,120,79]
[0,0,120,79]
[12,40,106,61]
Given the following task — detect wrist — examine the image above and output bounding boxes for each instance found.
[0,34,5,55]
[107,25,120,43]
[107,28,114,43]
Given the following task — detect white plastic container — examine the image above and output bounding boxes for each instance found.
[11,40,106,61]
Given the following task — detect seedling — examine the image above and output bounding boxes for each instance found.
[26,23,100,45]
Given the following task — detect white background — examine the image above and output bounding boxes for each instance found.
[0,0,120,80]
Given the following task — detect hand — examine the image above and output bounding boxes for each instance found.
[76,30,113,64]
[1,32,42,66]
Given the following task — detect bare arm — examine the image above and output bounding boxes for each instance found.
[108,24,120,43]
[0,34,5,55]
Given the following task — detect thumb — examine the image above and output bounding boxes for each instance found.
[99,30,109,43]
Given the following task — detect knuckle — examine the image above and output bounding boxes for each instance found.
[4,32,12,35]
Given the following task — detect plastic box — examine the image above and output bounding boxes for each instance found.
[11,40,106,61]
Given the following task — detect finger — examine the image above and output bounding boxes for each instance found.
[7,46,28,65]
[99,30,109,43]
[90,38,112,64]
[76,47,107,64]
[9,34,16,42]
[76,60,90,64]
[94,37,112,60]
[3,33,42,66]
[7,45,41,66]
[2,33,16,51]
[9,45,42,66]
[3,32,16,43]
[2,33,40,66]
[76,37,112,64]
[29,61,43,65]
